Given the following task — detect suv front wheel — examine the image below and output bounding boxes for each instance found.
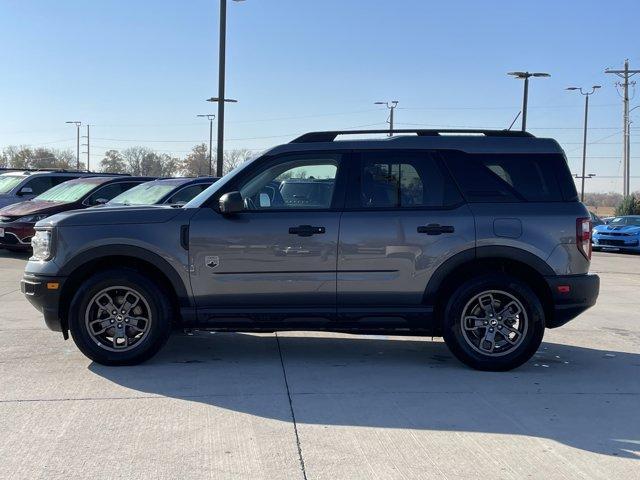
[68,269,173,365]
[442,274,545,371]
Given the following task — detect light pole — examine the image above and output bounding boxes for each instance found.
[65,121,81,170]
[374,101,399,136]
[507,71,550,131]
[206,97,237,176]
[567,85,601,202]
[197,114,216,176]
[210,0,245,178]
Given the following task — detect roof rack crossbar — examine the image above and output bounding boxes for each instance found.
[291,129,534,143]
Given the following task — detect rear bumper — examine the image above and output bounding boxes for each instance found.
[544,273,600,328]
[21,273,66,334]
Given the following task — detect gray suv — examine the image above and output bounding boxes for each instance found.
[21,129,600,370]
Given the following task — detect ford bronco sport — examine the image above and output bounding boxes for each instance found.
[21,129,600,370]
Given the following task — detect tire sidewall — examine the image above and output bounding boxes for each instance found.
[443,274,545,371]
[69,269,172,365]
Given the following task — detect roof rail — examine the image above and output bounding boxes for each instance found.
[290,129,535,143]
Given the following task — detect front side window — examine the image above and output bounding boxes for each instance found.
[108,182,175,206]
[239,154,340,211]
[167,184,211,204]
[85,182,140,206]
[23,176,55,195]
[354,151,461,208]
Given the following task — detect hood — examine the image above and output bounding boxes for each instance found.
[38,204,184,228]
[594,224,640,234]
[0,199,71,218]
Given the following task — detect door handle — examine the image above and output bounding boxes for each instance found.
[417,224,455,235]
[289,225,326,237]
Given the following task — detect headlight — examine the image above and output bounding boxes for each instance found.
[16,214,49,223]
[30,230,53,261]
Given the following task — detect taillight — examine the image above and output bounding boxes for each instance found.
[577,217,591,260]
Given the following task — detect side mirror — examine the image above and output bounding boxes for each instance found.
[18,187,33,196]
[218,191,244,214]
[93,198,109,205]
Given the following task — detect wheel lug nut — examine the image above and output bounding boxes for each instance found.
[110,320,114,324]
[483,321,488,325]
[117,324,122,328]
[112,310,117,315]
[125,319,129,323]
[489,328,494,332]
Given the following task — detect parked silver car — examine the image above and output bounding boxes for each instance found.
[21,129,599,370]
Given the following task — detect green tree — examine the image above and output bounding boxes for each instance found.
[615,194,640,216]
[181,144,210,176]
[100,150,127,173]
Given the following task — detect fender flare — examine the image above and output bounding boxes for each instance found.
[423,245,554,304]
[60,244,192,307]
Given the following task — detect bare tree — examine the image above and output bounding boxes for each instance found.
[222,148,253,175]
[181,144,209,177]
[1,145,82,170]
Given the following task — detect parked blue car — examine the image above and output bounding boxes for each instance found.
[592,215,640,252]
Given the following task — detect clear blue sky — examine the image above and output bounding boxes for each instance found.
[1,0,639,192]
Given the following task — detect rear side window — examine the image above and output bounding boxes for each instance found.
[23,176,55,195]
[349,151,462,209]
[443,151,575,202]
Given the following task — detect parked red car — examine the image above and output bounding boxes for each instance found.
[0,176,151,251]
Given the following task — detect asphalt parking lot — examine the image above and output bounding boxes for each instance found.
[0,250,638,480]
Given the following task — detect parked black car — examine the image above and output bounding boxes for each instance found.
[104,177,218,207]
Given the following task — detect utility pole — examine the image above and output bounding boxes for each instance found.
[507,71,550,131]
[81,125,90,172]
[375,101,399,136]
[605,60,640,196]
[208,0,244,177]
[65,121,82,170]
[197,114,216,176]
[567,86,600,201]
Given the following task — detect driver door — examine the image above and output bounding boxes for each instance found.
[188,152,347,322]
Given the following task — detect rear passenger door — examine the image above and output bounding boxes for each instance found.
[337,150,475,313]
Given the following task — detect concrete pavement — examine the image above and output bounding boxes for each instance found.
[0,250,638,479]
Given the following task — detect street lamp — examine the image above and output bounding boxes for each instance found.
[197,114,216,176]
[567,85,601,202]
[507,71,550,131]
[212,0,245,178]
[65,121,82,170]
[374,101,399,136]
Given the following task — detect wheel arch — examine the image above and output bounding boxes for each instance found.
[425,246,555,330]
[59,246,190,335]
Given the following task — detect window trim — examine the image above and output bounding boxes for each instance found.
[344,149,466,212]
[204,150,350,213]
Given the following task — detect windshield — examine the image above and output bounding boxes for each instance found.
[0,175,24,194]
[35,181,97,203]
[610,217,640,227]
[107,182,175,205]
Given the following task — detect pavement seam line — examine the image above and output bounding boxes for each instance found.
[275,332,308,480]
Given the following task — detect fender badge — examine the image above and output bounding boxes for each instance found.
[205,255,220,269]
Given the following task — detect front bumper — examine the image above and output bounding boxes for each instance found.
[592,233,640,251]
[21,273,67,335]
[544,273,600,328]
[0,222,35,250]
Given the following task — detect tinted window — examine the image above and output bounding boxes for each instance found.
[85,182,141,205]
[167,184,210,204]
[352,151,462,208]
[444,151,573,202]
[23,176,55,195]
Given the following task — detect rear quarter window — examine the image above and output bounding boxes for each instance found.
[442,151,576,202]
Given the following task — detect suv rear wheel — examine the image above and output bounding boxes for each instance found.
[442,273,545,371]
[68,269,173,365]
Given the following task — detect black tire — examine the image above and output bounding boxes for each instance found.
[68,268,173,365]
[442,273,545,371]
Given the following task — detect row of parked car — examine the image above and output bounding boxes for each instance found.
[0,170,218,251]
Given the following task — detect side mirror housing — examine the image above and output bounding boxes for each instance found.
[93,198,109,205]
[18,187,33,196]
[219,191,244,214]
